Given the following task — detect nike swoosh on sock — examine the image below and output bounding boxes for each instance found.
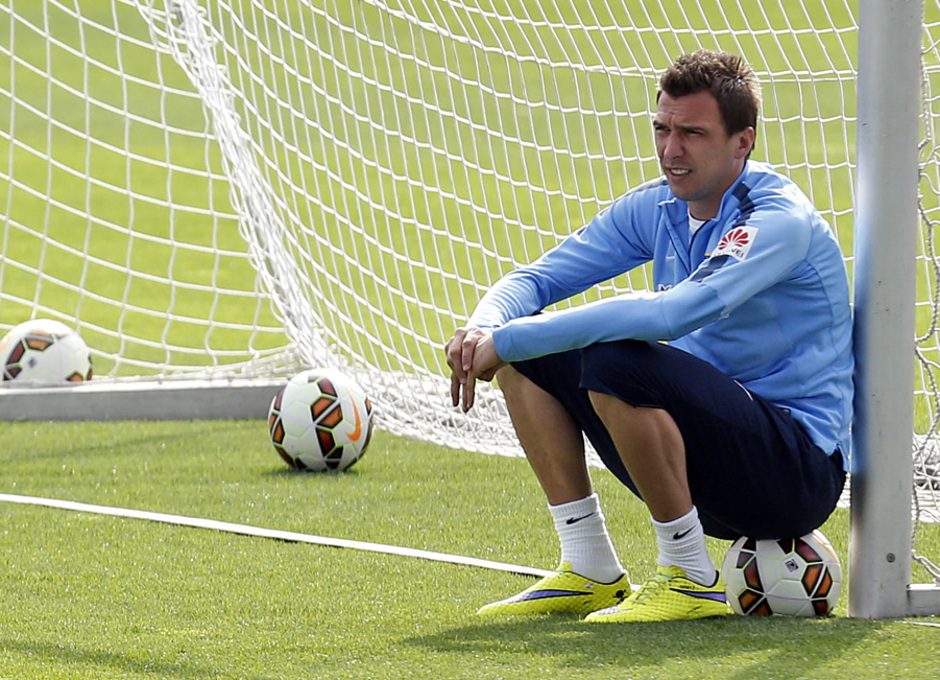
[566,512,596,525]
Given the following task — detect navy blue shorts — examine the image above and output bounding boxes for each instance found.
[511,340,846,540]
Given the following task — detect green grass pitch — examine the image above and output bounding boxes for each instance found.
[0,421,938,680]
[2,2,940,678]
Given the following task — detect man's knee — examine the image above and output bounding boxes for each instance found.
[495,363,526,395]
[496,364,548,412]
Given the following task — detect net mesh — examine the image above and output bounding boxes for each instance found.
[0,1,939,562]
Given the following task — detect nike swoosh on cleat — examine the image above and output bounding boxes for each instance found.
[671,588,727,602]
[566,512,595,525]
[511,589,592,602]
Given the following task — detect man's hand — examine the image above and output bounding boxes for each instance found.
[444,326,507,412]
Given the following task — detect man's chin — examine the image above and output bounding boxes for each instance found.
[665,182,693,202]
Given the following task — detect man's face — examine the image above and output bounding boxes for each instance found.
[654,90,754,220]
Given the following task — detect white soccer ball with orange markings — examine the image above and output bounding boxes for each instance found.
[721,530,842,617]
[0,319,93,385]
[267,369,374,472]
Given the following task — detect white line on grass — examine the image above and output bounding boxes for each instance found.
[0,493,553,579]
[901,621,940,629]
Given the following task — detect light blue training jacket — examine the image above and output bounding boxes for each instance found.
[468,161,854,467]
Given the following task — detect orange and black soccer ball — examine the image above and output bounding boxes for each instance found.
[268,369,374,472]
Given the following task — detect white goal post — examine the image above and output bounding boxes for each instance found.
[850,0,940,618]
[1,0,940,618]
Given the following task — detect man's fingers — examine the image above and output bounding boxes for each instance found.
[444,326,495,413]
[462,374,476,412]
[444,332,464,371]
[450,372,462,407]
[460,332,478,371]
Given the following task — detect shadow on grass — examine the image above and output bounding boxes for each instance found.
[406,615,883,679]
[261,466,364,479]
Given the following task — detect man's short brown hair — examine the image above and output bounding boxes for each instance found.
[658,50,762,138]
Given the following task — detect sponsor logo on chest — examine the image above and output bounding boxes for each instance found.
[713,226,758,261]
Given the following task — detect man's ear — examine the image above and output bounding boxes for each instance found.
[735,126,756,159]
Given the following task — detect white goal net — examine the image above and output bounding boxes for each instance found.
[2,2,940,564]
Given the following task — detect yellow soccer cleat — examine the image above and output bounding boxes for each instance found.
[584,565,733,623]
[476,562,630,617]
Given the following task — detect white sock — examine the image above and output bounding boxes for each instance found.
[549,493,625,584]
[652,506,717,586]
